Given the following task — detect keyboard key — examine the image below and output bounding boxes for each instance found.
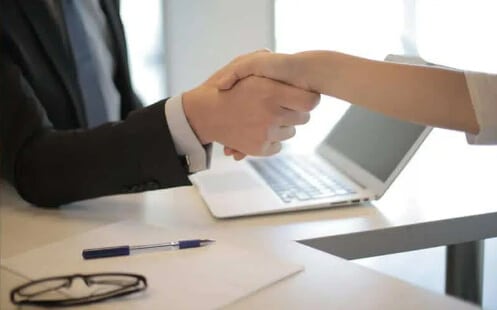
[295,192,311,201]
[248,155,356,204]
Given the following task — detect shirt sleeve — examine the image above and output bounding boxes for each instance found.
[464,71,497,145]
[164,95,212,173]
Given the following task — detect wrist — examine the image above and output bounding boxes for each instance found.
[295,50,341,94]
[182,87,216,145]
[286,52,318,91]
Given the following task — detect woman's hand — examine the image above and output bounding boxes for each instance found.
[217,50,312,91]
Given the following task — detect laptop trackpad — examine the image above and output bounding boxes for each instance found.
[190,167,283,218]
[196,170,261,193]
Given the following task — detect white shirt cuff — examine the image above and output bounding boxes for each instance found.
[464,71,497,145]
[164,95,212,173]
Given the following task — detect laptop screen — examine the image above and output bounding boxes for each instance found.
[322,105,426,182]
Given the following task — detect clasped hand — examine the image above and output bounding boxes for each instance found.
[182,50,319,160]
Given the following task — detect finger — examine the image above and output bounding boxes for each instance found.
[216,49,272,89]
[206,50,272,86]
[268,126,296,142]
[233,151,247,161]
[224,147,234,156]
[273,83,321,112]
[224,146,246,160]
[278,110,311,126]
[262,141,282,156]
[217,52,285,90]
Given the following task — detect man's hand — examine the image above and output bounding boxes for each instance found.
[212,50,318,160]
[182,73,319,157]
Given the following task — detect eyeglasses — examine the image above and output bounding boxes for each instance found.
[10,272,147,307]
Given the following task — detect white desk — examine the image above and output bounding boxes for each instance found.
[1,129,496,309]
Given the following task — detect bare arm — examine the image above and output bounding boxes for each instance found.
[219,50,479,134]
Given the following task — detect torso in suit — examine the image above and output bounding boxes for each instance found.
[0,0,190,207]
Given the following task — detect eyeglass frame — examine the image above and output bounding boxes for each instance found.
[10,272,148,307]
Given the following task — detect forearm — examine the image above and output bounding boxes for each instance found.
[13,102,191,207]
[294,51,479,133]
[1,54,191,206]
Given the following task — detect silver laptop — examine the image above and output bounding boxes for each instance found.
[190,104,431,218]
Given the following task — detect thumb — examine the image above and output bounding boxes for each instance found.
[217,71,242,90]
[217,49,271,90]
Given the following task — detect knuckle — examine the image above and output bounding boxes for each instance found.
[300,112,311,124]
[301,101,314,112]
[283,110,305,126]
[261,128,271,143]
[311,93,321,107]
[259,141,271,155]
[270,142,283,155]
[289,126,297,138]
[272,113,285,126]
[302,94,320,112]
[264,110,279,126]
[254,128,270,148]
[258,79,278,99]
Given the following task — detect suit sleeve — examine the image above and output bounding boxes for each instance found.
[0,52,191,207]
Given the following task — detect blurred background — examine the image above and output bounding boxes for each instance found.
[120,1,497,307]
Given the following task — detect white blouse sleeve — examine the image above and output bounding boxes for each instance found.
[464,71,497,145]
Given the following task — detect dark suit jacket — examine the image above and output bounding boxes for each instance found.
[0,0,191,207]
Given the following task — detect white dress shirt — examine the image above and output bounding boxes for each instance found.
[464,71,497,145]
[165,95,211,173]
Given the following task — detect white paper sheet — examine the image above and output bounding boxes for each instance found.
[2,221,303,309]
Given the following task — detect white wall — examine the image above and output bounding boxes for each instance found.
[121,0,166,104]
[163,0,275,96]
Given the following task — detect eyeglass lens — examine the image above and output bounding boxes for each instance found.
[11,273,147,306]
[17,278,71,297]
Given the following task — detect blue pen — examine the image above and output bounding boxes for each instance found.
[82,239,215,260]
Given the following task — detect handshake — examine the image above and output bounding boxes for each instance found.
[182,50,319,161]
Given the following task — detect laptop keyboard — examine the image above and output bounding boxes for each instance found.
[248,154,356,203]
